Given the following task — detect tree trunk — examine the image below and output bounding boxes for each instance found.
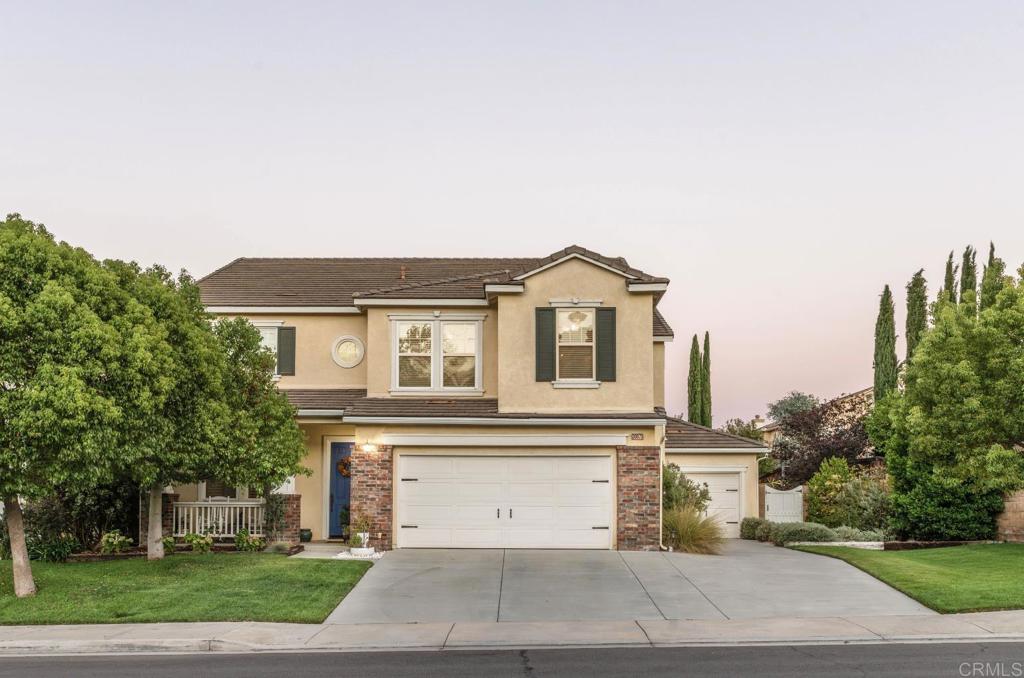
[146,485,164,560]
[3,495,37,597]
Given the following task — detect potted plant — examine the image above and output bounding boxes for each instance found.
[348,532,374,558]
[349,514,374,556]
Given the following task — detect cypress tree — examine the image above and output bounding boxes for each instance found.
[980,242,1007,311]
[960,245,977,310]
[701,332,712,427]
[873,285,898,400]
[905,269,927,362]
[941,251,958,304]
[687,335,702,424]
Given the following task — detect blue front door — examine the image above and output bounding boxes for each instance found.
[329,442,352,538]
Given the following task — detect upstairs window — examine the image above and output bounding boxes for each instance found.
[392,315,483,391]
[396,322,433,388]
[556,309,595,380]
[252,322,296,377]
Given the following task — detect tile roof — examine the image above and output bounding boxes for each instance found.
[198,245,668,307]
[343,398,661,420]
[282,389,367,411]
[653,309,674,337]
[664,416,766,450]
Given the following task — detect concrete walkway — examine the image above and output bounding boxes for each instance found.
[326,541,931,624]
[1,611,1023,655]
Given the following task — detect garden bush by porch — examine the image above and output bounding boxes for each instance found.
[0,553,371,624]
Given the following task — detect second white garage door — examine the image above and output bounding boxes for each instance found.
[685,472,742,538]
[396,455,614,549]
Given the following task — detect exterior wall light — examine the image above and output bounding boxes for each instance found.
[359,443,379,454]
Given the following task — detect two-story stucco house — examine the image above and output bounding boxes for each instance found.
[164,245,764,550]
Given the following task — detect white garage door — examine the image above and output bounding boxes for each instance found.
[396,455,613,549]
[685,472,742,538]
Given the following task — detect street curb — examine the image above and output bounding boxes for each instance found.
[2,632,1024,655]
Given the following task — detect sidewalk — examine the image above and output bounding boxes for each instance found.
[1,611,1023,655]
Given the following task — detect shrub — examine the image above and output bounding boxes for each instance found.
[806,457,854,527]
[662,464,712,512]
[99,530,132,555]
[832,525,885,541]
[263,494,286,541]
[184,532,214,554]
[161,535,176,554]
[740,517,765,540]
[887,477,1004,541]
[662,507,724,554]
[349,533,364,548]
[769,521,837,546]
[755,520,775,542]
[234,529,266,553]
[30,535,79,562]
[833,476,890,530]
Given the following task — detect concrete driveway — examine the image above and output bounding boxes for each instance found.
[326,540,933,624]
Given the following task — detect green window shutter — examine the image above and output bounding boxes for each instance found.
[277,327,296,376]
[596,307,616,382]
[535,308,555,381]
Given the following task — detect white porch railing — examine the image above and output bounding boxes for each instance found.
[172,501,265,538]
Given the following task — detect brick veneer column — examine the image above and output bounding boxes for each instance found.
[350,444,393,550]
[998,490,1024,542]
[278,494,301,543]
[616,446,661,551]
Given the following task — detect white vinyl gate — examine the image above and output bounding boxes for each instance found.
[765,485,803,523]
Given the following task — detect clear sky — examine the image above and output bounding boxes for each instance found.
[2,1,1022,422]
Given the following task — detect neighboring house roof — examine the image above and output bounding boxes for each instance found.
[758,386,874,432]
[343,398,663,423]
[652,309,673,338]
[664,416,766,450]
[283,389,367,412]
[198,244,669,308]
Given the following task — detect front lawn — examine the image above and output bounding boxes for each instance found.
[0,553,371,625]
[794,543,1024,613]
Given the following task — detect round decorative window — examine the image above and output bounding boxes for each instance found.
[331,336,365,368]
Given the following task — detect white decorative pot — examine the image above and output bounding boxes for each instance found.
[350,546,375,557]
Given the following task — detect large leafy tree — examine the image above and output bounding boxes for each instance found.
[766,391,820,422]
[0,215,172,594]
[868,270,1024,539]
[686,335,702,424]
[210,318,306,499]
[720,418,763,441]
[769,394,871,486]
[873,285,898,400]
[106,263,233,560]
[980,242,1008,311]
[700,332,712,427]
[905,269,928,362]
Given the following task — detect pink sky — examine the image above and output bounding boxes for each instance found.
[2,2,1022,422]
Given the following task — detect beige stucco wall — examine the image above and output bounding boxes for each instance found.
[227,313,368,389]
[664,452,760,524]
[653,342,665,409]
[365,307,499,398]
[497,258,655,413]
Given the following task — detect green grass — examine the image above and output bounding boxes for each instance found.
[0,553,371,624]
[793,543,1024,613]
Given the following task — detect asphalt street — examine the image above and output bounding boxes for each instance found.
[0,643,1022,678]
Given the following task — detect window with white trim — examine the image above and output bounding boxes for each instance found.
[253,322,282,375]
[556,308,595,380]
[392,315,483,391]
[396,321,433,388]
